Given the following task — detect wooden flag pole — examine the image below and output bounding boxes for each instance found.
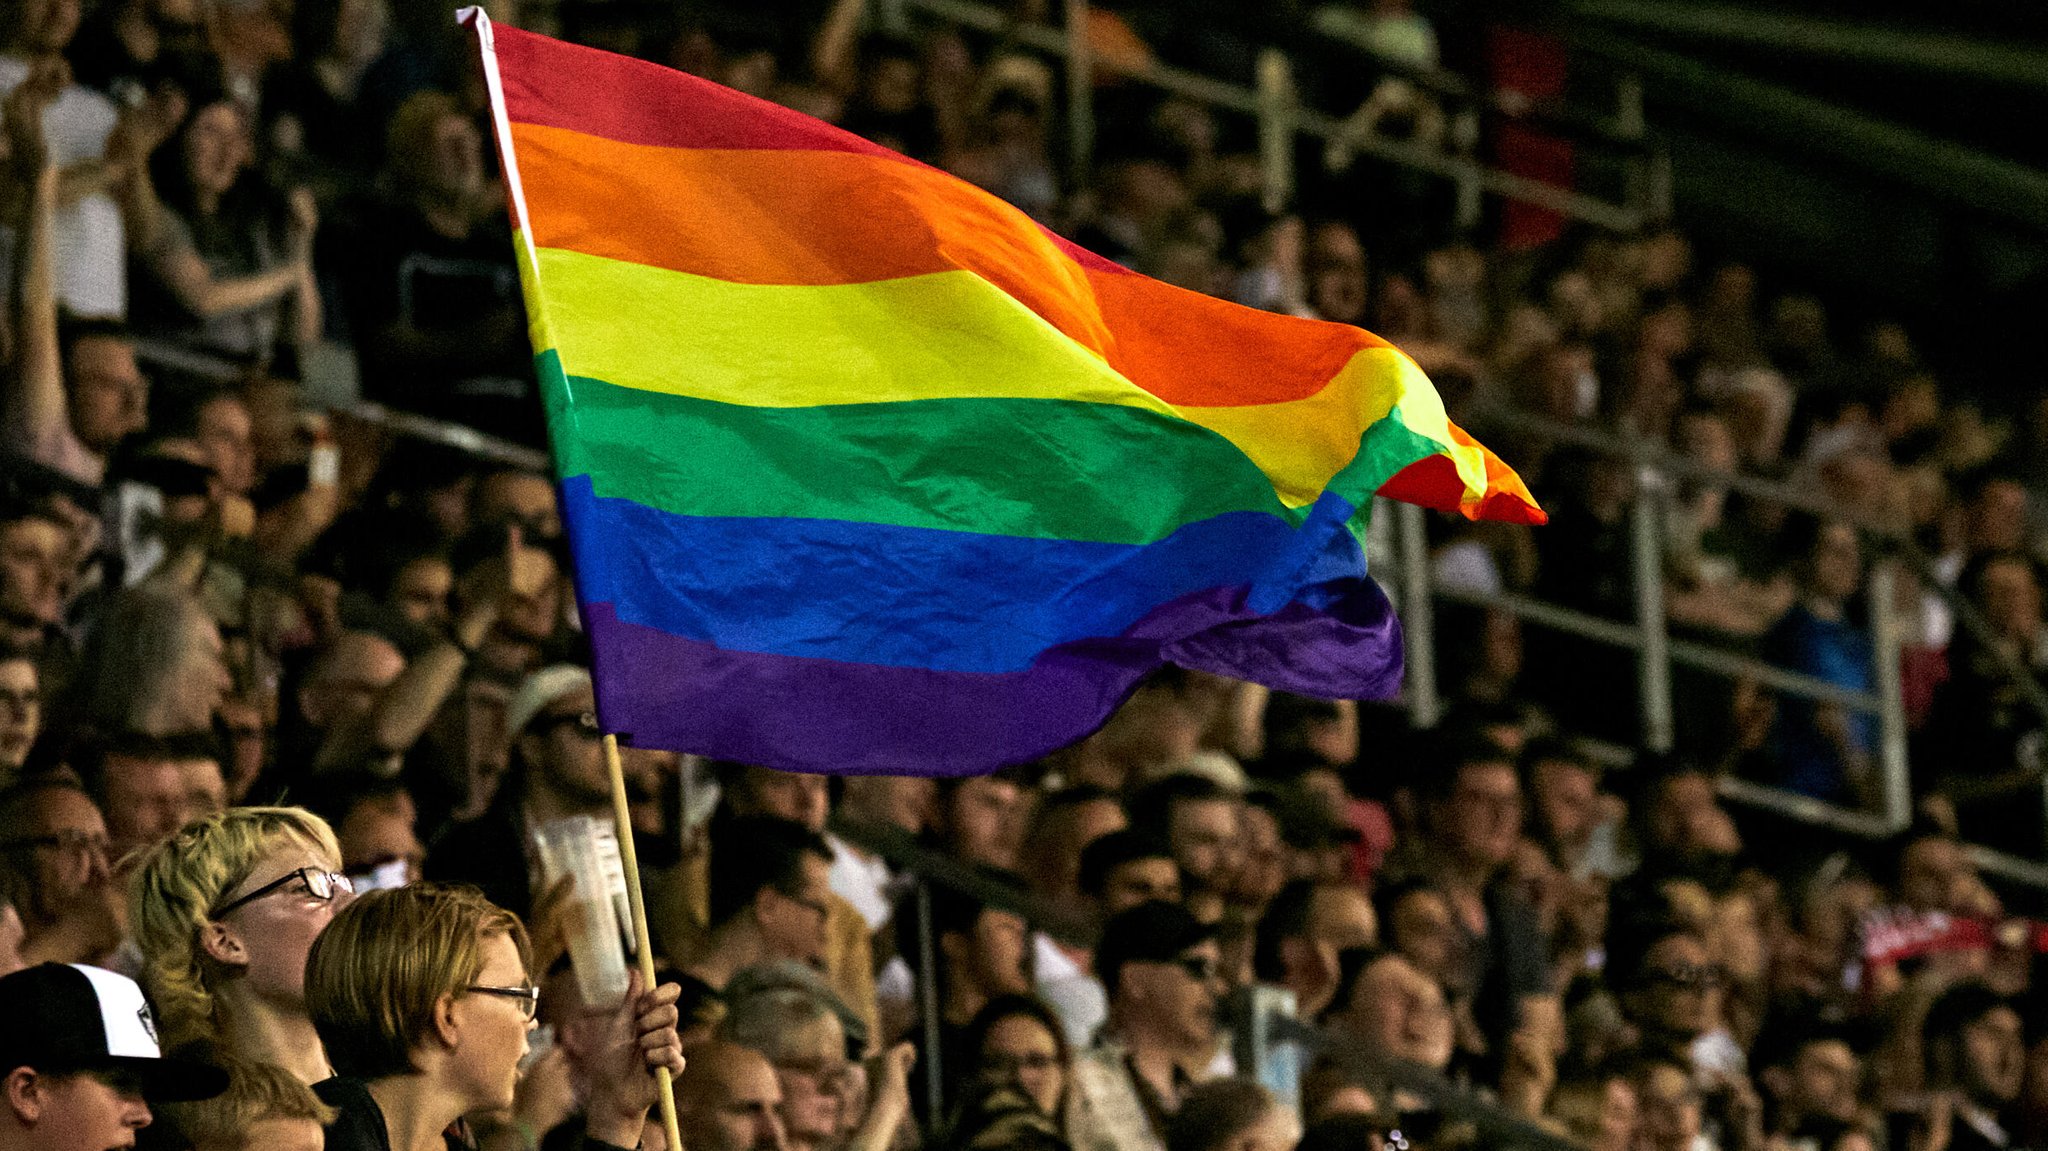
[603,733,683,1151]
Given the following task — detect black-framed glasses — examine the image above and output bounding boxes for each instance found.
[0,829,110,858]
[1644,963,1727,990]
[212,867,353,917]
[468,984,541,1020]
[536,710,601,740]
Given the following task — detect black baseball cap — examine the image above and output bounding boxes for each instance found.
[1096,901,1217,995]
[0,964,227,1101]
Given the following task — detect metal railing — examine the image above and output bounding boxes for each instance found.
[828,816,1588,1151]
[131,337,551,472]
[899,0,1661,232]
[1393,406,2048,889]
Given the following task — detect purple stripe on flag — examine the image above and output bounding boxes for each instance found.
[581,580,1403,775]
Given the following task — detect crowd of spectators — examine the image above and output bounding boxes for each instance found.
[5,0,2048,1150]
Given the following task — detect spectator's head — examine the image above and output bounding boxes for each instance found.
[1633,758,1734,864]
[385,549,454,631]
[1628,1054,1702,1151]
[1128,774,1243,897]
[81,733,229,864]
[471,468,562,542]
[900,872,1031,1014]
[58,316,149,457]
[1961,551,2043,646]
[1611,914,1719,1045]
[706,816,834,967]
[76,584,230,738]
[1306,220,1369,326]
[1077,829,1180,917]
[1550,1071,1638,1151]
[130,807,347,1052]
[1166,1077,1296,1151]
[1020,785,1125,904]
[305,883,533,1103]
[1261,692,1356,770]
[1923,981,2024,1109]
[1884,820,1969,913]
[935,768,1028,870]
[1792,518,1864,604]
[717,763,829,834]
[3,0,82,52]
[1252,780,1358,887]
[1522,737,1602,853]
[299,772,424,888]
[161,96,255,217]
[0,656,39,774]
[1754,1017,1861,1132]
[837,775,933,836]
[1416,736,1523,875]
[1253,881,1377,1017]
[0,507,70,644]
[386,90,485,207]
[296,631,405,733]
[1961,469,2029,555]
[504,665,608,812]
[0,962,228,1147]
[0,779,111,940]
[1323,947,1454,1071]
[960,994,1070,1122]
[1083,668,1220,783]
[1235,792,1288,907]
[720,987,846,1151]
[158,1050,336,1151]
[675,1040,788,1151]
[1097,902,1224,1053]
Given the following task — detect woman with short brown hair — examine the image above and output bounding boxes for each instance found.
[306,882,683,1151]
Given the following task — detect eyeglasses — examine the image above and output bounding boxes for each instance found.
[775,885,832,921]
[537,710,601,740]
[0,829,111,858]
[468,984,541,1020]
[983,1052,1062,1077]
[1644,963,1727,990]
[211,867,353,917]
[775,1056,852,1088]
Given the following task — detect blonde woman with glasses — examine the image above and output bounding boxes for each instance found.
[306,882,684,1151]
[130,806,355,1086]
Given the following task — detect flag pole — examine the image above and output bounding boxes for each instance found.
[604,733,683,1151]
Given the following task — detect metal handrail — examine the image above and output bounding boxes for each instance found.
[829,816,1587,1151]
[130,337,552,472]
[1405,404,2048,885]
[898,0,1647,232]
[1475,403,2048,726]
[1433,585,1886,713]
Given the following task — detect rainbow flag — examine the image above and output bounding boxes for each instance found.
[469,13,1541,776]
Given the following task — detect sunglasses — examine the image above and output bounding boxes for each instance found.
[212,867,353,917]
[1147,953,1220,982]
[468,984,541,1020]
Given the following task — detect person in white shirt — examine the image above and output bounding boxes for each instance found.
[0,0,177,319]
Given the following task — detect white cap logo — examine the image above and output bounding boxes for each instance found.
[69,964,163,1059]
